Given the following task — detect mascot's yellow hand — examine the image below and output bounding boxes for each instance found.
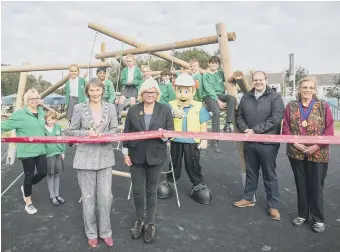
[173,108,185,118]
[197,140,208,150]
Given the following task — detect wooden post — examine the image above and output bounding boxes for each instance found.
[215,23,246,174]
[1,62,111,73]
[233,71,252,94]
[100,42,107,62]
[96,33,236,59]
[40,74,70,98]
[6,64,29,165]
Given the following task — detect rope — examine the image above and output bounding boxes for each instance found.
[115,42,124,92]
[171,48,175,69]
[87,31,98,79]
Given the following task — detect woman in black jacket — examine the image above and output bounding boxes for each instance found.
[122,78,173,244]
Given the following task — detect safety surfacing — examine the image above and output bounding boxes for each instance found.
[1,142,340,252]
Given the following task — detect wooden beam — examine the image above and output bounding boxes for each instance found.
[57,112,66,120]
[1,62,111,73]
[39,103,61,116]
[88,22,200,72]
[233,71,252,94]
[96,33,236,59]
[40,74,70,98]
[215,22,246,174]
[100,42,107,62]
[6,64,29,165]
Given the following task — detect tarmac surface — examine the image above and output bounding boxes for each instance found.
[1,141,340,252]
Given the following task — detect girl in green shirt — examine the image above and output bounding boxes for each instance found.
[44,111,66,206]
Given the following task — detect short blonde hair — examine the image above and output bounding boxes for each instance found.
[137,78,161,103]
[23,88,40,106]
[45,110,58,120]
[68,64,79,72]
[141,65,151,72]
[125,54,135,62]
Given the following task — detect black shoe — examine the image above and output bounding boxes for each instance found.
[157,180,175,199]
[223,123,234,133]
[130,220,144,239]
[50,197,60,206]
[211,141,221,153]
[143,223,155,244]
[55,195,65,204]
[190,183,213,205]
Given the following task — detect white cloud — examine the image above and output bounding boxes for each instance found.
[1,1,340,84]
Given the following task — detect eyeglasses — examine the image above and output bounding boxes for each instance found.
[143,92,157,96]
[300,86,315,90]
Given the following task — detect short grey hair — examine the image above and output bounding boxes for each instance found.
[137,78,162,102]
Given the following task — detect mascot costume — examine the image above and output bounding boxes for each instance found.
[157,73,213,204]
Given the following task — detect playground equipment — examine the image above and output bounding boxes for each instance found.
[1,21,250,185]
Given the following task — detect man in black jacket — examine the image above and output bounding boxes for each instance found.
[233,71,284,221]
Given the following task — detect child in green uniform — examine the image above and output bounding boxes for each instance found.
[96,67,117,104]
[170,58,203,102]
[189,58,204,102]
[117,54,143,124]
[44,111,66,206]
[158,69,176,105]
[202,56,236,153]
[65,64,87,122]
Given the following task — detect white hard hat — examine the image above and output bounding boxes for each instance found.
[174,73,195,87]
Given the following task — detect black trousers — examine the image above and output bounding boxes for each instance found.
[243,142,280,209]
[289,158,328,223]
[130,162,163,224]
[166,142,204,186]
[203,94,236,133]
[21,155,48,197]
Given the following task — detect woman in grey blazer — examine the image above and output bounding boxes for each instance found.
[64,78,119,248]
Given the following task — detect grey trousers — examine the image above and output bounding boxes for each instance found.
[77,167,113,239]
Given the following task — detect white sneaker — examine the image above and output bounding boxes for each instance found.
[21,185,26,203]
[25,204,37,214]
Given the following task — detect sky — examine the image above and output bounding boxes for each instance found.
[1,1,340,84]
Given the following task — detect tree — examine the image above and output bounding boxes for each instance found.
[1,72,52,96]
[326,74,340,107]
[284,65,309,96]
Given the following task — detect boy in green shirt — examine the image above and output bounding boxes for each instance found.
[158,69,176,105]
[96,67,117,104]
[202,56,236,153]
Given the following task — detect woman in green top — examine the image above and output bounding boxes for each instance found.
[1,88,47,215]
[44,111,66,206]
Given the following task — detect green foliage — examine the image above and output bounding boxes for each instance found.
[326,74,340,106]
[172,48,211,70]
[283,65,309,95]
[1,73,52,96]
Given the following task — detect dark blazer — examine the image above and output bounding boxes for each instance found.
[236,86,284,135]
[123,102,174,166]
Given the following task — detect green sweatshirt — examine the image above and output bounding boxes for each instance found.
[120,67,143,89]
[102,79,116,103]
[202,69,225,101]
[192,72,203,102]
[159,81,176,105]
[44,123,66,157]
[65,77,87,104]
[1,106,46,159]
